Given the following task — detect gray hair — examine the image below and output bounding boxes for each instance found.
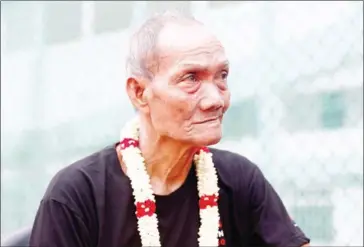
[125,11,201,80]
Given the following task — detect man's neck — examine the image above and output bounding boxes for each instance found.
[138,119,197,195]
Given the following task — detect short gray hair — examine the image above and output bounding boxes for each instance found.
[125,11,200,80]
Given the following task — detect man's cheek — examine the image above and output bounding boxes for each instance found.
[166,94,195,115]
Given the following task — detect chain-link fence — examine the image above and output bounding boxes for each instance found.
[1,1,363,246]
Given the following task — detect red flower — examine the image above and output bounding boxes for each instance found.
[119,138,139,150]
[199,194,218,209]
[197,146,210,154]
[219,238,226,246]
[135,199,156,218]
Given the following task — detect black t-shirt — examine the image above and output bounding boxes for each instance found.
[29,144,310,247]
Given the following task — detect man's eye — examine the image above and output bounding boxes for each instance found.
[184,73,198,82]
[220,71,228,80]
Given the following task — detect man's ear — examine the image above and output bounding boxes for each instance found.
[126,77,149,113]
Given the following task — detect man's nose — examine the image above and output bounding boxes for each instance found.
[199,83,224,111]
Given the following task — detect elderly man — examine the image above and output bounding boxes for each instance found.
[30,12,310,247]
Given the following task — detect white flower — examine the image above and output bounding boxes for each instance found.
[118,117,222,247]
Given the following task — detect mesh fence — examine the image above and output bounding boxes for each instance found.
[1,1,363,246]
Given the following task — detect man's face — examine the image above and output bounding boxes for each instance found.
[143,22,230,146]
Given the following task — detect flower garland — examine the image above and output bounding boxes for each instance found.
[117,117,222,246]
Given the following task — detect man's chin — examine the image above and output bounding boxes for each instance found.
[192,133,222,147]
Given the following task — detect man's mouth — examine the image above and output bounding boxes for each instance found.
[195,117,220,124]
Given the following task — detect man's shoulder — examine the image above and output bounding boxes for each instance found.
[210,147,259,183]
[210,147,258,170]
[42,144,117,203]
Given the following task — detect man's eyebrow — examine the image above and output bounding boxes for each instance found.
[179,60,230,70]
[221,61,230,69]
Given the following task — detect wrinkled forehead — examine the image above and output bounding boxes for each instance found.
[155,23,228,73]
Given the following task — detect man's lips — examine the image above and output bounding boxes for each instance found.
[194,117,220,124]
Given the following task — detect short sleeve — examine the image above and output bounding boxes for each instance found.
[248,166,310,247]
[30,199,92,247]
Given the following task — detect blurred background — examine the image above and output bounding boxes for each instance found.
[1,1,363,246]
